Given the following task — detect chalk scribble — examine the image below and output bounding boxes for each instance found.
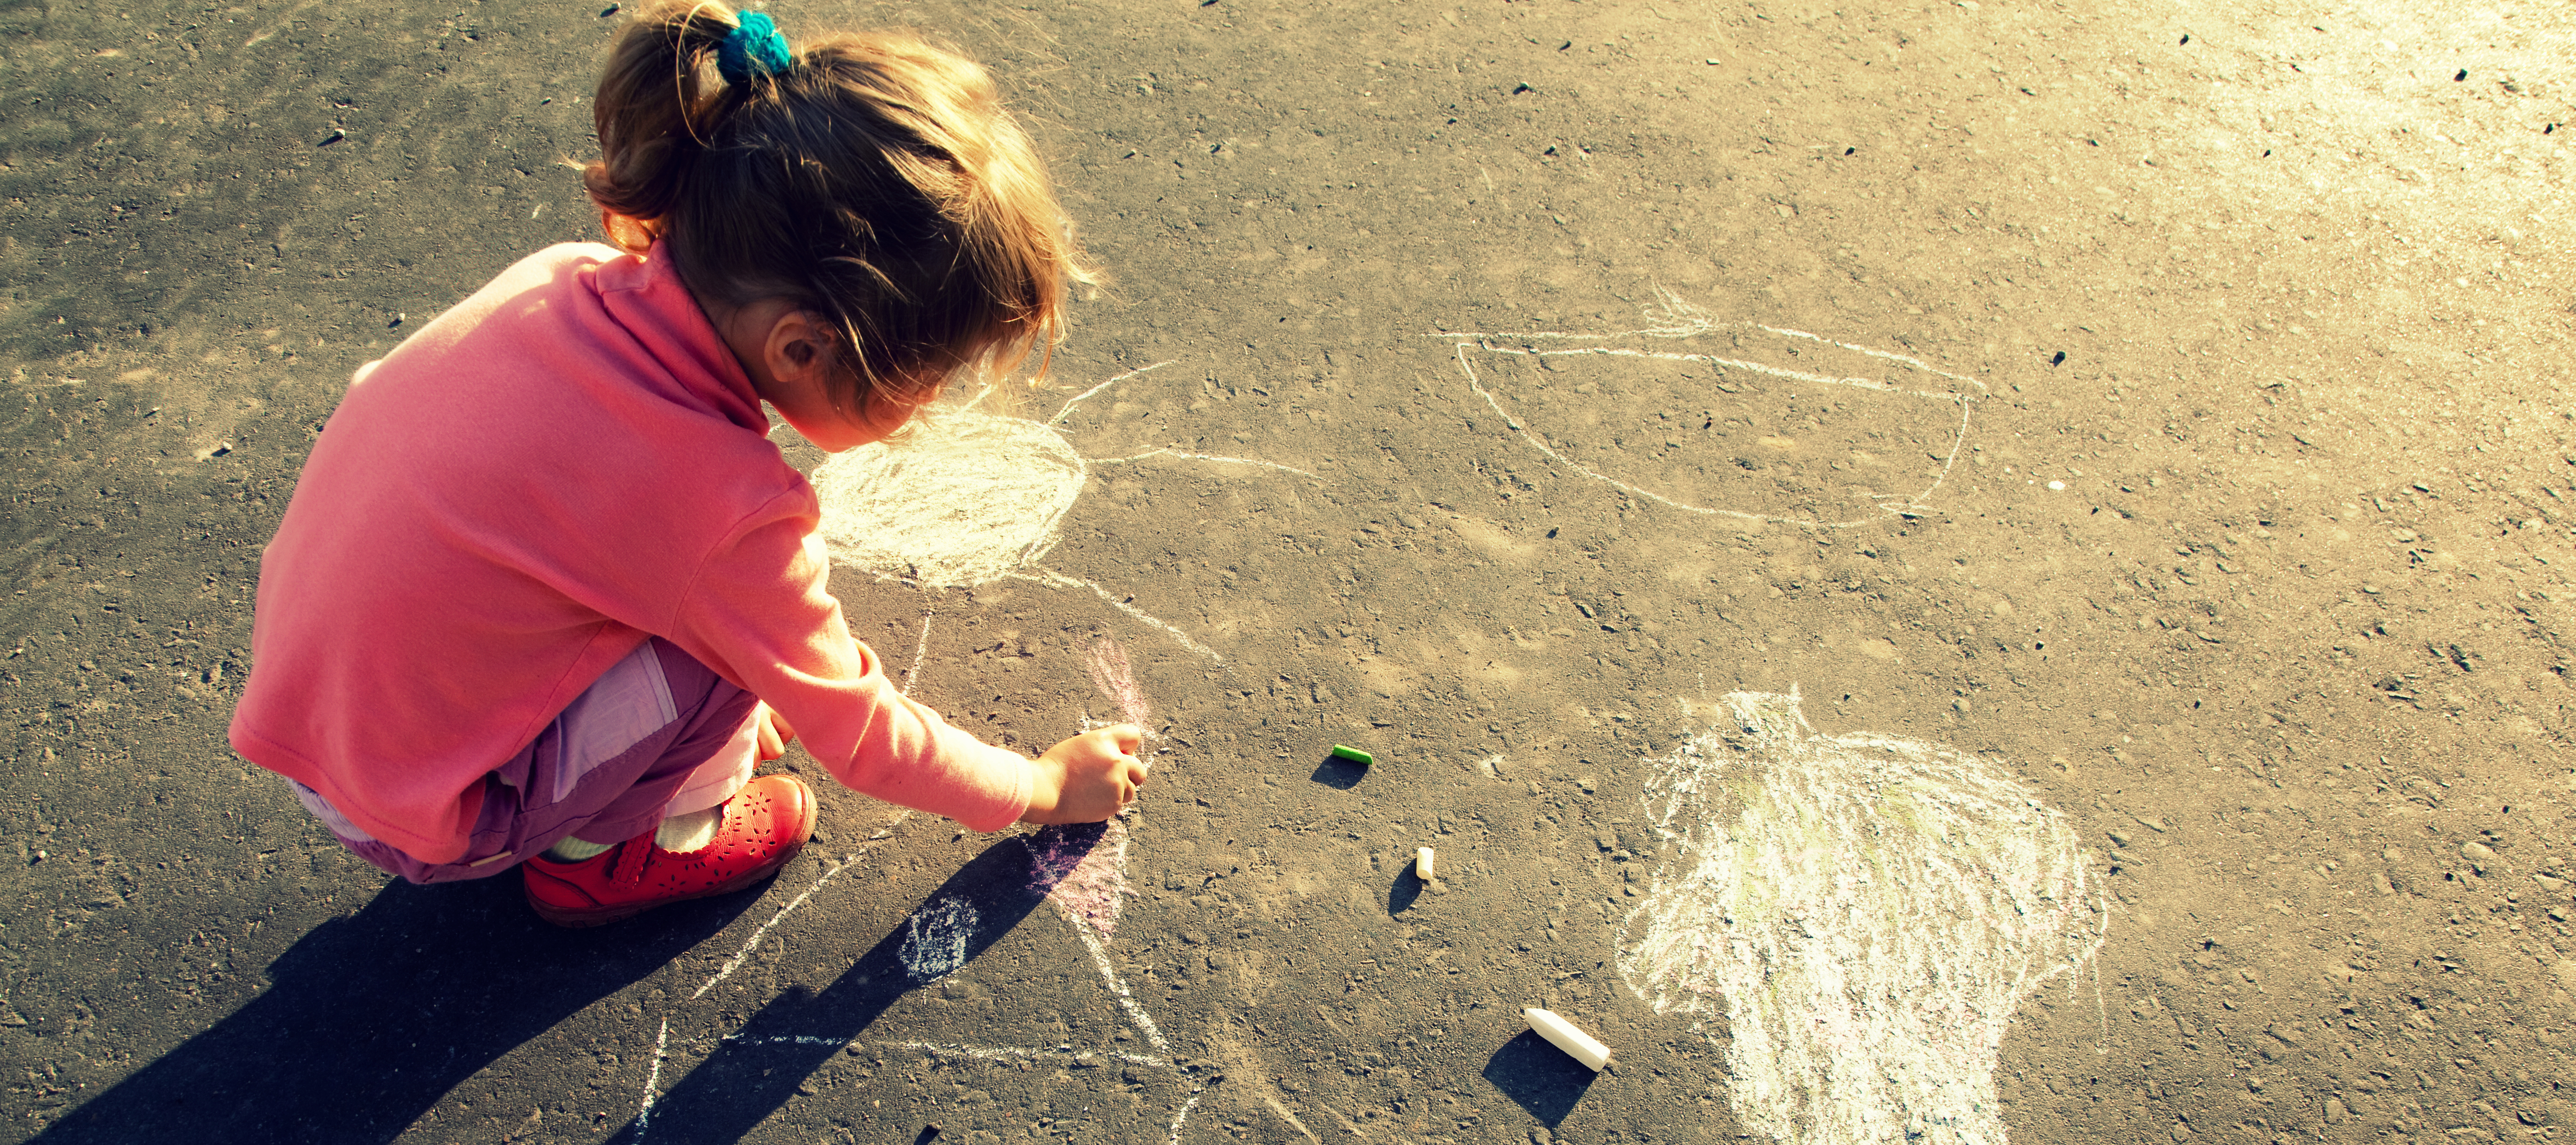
[1025,818,1130,940]
[1082,635,1153,730]
[809,362,1315,661]
[899,895,979,984]
[1618,689,2106,1145]
[1438,291,1982,528]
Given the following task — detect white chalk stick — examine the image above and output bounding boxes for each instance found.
[1415,846,1436,880]
[1524,1008,1612,1071]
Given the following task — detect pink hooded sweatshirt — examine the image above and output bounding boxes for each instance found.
[229,242,1033,864]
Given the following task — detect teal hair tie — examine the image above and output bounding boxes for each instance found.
[718,11,793,84]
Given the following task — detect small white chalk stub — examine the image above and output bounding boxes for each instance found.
[1415,846,1436,880]
[1524,1008,1612,1071]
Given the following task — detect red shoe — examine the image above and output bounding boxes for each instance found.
[522,774,817,928]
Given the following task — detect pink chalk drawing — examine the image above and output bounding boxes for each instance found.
[634,638,1196,1145]
[1018,636,1154,939]
[1082,636,1153,730]
[1025,819,1130,939]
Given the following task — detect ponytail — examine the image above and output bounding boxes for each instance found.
[582,1,1096,418]
[583,2,744,233]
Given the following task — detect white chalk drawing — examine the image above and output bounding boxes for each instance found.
[813,413,1084,587]
[634,1017,669,1137]
[641,636,1198,1143]
[810,361,1316,661]
[1617,689,2106,1145]
[899,895,981,983]
[1437,291,1984,528]
[899,610,936,694]
[691,619,935,1001]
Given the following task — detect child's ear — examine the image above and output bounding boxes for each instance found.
[765,311,839,383]
[599,210,659,254]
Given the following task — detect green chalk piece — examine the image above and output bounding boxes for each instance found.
[1330,745,1374,765]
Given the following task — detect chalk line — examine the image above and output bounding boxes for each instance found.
[1449,342,1970,529]
[1906,393,1975,517]
[633,1016,669,1141]
[691,811,917,999]
[886,1040,1173,1070]
[1014,568,1220,663]
[691,858,848,1000]
[901,610,935,695]
[1053,360,1177,425]
[1435,286,1984,391]
[1454,343,1843,527]
[1514,342,1970,402]
[718,1035,1173,1070]
[691,861,850,999]
[1166,1094,1203,1145]
[1261,1092,1323,1144]
[1065,877,1170,1053]
[1091,447,1319,479]
[1753,322,1987,392]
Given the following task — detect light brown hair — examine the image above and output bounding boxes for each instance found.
[584,1,1094,418]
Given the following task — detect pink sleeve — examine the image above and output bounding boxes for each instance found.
[664,491,1034,832]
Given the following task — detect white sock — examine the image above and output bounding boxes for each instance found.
[654,807,721,853]
[544,834,615,862]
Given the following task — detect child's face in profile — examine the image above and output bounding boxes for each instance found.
[772,379,921,453]
[721,298,927,453]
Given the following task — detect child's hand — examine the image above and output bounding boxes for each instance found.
[754,703,796,761]
[1021,725,1149,824]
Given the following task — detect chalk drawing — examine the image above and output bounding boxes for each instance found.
[1437,290,1982,528]
[812,410,1084,587]
[1027,818,1131,939]
[1166,1094,1203,1145]
[1083,634,1154,730]
[641,642,1198,1144]
[691,855,856,999]
[899,894,981,984]
[900,610,935,694]
[633,1017,669,1137]
[720,1036,1171,1070]
[691,618,936,1002]
[1616,688,2106,1145]
[810,361,1315,661]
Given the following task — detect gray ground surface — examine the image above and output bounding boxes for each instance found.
[4,0,2574,1141]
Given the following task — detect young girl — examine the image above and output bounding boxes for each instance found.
[229,2,1147,926]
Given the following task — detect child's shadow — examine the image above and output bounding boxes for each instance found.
[618,826,1103,1142]
[27,872,740,1144]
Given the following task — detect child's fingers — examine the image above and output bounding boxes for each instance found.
[1104,723,1145,754]
[753,703,790,760]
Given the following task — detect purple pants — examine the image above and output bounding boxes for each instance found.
[292,638,761,884]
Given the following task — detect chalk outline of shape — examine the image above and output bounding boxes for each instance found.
[1616,686,2108,1145]
[1434,289,1986,528]
[806,360,1320,663]
[636,635,1203,1143]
